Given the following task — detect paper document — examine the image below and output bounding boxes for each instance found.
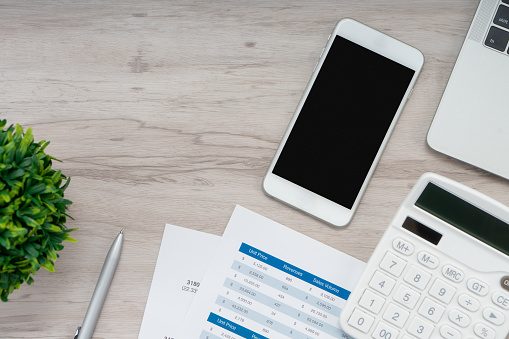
[138,224,220,339]
[180,205,366,339]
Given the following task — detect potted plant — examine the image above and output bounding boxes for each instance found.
[0,119,75,301]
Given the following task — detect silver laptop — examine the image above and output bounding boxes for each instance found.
[427,0,509,180]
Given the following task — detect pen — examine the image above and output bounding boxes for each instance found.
[74,230,124,339]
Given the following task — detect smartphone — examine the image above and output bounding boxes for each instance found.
[263,18,424,227]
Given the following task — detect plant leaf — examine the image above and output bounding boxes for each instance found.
[0,120,75,302]
[7,168,24,180]
[27,183,46,195]
[23,243,39,258]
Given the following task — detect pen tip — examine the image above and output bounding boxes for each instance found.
[120,229,124,234]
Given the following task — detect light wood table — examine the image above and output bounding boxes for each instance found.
[2,1,509,338]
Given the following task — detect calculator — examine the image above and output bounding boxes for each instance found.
[339,173,509,339]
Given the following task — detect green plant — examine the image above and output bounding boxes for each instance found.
[0,119,75,302]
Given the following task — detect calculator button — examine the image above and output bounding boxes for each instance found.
[417,251,439,269]
[458,293,480,312]
[359,289,385,314]
[491,291,509,310]
[439,325,461,339]
[382,302,409,328]
[392,238,414,256]
[429,278,456,304]
[449,309,470,327]
[348,308,375,333]
[379,251,406,277]
[473,322,496,339]
[393,284,420,309]
[407,316,435,339]
[501,276,509,292]
[467,278,489,296]
[369,271,396,296]
[371,321,399,339]
[418,297,445,323]
[404,265,431,290]
[482,307,504,326]
[442,264,464,283]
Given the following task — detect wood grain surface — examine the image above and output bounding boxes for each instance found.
[2,0,509,338]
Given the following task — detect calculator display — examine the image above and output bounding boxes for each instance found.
[415,182,509,256]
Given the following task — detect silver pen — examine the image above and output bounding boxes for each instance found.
[74,230,124,339]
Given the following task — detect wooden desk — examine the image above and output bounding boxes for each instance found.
[2,0,509,338]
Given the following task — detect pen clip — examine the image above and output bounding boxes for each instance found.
[73,326,81,339]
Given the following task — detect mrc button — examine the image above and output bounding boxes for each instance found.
[502,276,509,292]
[442,264,464,282]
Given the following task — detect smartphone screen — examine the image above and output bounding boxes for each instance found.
[272,35,415,210]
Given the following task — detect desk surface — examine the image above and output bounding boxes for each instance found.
[2,0,509,338]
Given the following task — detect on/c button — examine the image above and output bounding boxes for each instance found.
[501,276,509,292]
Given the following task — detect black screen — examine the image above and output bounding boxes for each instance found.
[402,217,443,245]
[416,183,509,256]
[272,36,415,209]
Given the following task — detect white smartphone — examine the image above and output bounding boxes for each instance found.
[263,19,424,227]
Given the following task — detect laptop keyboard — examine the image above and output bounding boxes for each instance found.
[485,0,509,52]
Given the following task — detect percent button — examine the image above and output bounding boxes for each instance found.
[474,323,496,339]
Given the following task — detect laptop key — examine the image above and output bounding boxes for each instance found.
[493,4,509,29]
[485,26,509,52]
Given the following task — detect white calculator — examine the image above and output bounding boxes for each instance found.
[339,173,509,339]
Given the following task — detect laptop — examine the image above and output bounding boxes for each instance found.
[427,0,509,180]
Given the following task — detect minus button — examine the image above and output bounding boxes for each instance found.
[440,325,461,339]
